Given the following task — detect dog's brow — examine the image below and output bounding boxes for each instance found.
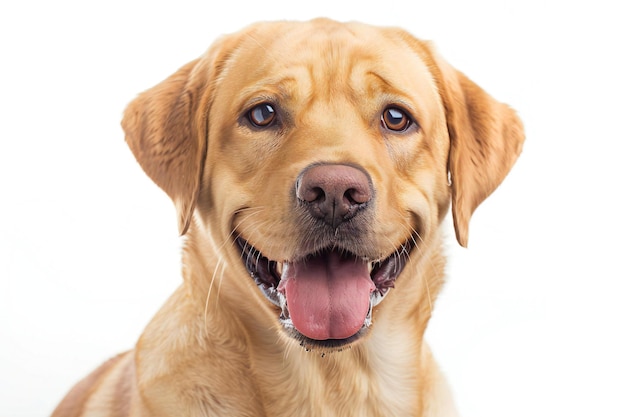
[361,70,409,98]
[238,76,299,105]
[366,70,393,88]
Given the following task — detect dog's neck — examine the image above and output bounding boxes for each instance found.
[135,224,449,416]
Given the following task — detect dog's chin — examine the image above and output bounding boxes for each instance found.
[236,235,415,352]
[282,324,370,354]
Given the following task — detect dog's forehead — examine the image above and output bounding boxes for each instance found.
[217,19,439,108]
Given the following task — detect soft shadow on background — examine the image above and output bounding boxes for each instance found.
[1,1,624,416]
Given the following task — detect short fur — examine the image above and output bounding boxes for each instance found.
[52,19,523,417]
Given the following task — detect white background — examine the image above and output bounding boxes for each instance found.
[1,1,625,416]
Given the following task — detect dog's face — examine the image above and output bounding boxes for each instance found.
[122,19,523,349]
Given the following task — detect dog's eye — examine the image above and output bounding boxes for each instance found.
[248,103,276,127]
[381,107,412,132]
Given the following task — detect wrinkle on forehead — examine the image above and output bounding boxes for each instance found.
[221,20,441,131]
[244,27,376,100]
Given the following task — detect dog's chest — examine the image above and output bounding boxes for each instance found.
[254,349,420,417]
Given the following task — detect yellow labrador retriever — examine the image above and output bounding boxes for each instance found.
[52,18,523,417]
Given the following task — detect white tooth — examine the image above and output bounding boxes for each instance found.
[261,286,282,308]
[280,316,294,329]
[370,290,386,308]
[278,290,293,329]
[278,291,289,319]
[367,262,373,273]
[364,298,373,328]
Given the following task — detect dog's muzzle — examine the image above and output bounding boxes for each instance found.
[236,163,415,348]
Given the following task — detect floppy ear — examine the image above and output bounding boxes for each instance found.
[122,31,250,235]
[122,28,259,236]
[121,59,208,235]
[428,47,525,247]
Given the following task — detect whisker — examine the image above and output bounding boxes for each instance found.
[255,247,263,270]
[204,256,224,337]
[215,258,228,308]
[218,206,267,252]
[406,225,434,314]
[392,212,435,315]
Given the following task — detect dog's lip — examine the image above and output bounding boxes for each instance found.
[236,235,415,344]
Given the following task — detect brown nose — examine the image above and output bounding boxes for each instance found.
[296,164,373,228]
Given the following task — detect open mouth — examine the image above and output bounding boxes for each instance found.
[236,236,415,348]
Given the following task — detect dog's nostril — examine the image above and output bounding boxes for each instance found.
[345,187,369,205]
[301,186,325,203]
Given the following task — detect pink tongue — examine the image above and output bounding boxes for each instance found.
[278,251,375,340]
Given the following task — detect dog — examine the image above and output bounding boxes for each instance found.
[51,18,524,417]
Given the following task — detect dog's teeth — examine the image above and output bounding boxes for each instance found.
[370,290,386,308]
[278,292,290,320]
[367,262,373,273]
[364,298,373,328]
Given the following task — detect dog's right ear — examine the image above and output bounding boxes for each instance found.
[121,38,233,236]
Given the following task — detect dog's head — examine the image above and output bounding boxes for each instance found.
[122,19,523,349]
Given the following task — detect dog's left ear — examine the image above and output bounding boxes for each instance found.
[423,43,525,247]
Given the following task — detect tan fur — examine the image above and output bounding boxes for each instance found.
[52,19,524,417]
